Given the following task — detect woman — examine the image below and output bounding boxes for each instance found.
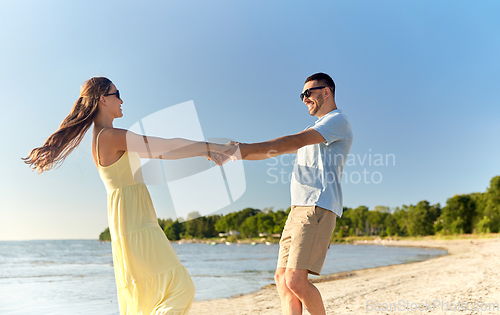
[23,77,233,314]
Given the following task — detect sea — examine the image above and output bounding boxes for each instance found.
[0,240,446,315]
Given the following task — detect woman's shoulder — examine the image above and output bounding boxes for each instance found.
[94,127,140,154]
[97,127,130,140]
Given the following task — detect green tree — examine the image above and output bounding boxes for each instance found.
[214,212,236,232]
[99,227,111,241]
[202,215,221,238]
[157,218,173,231]
[164,220,184,241]
[258,212,275,234]
[271,210,288,234]
[334,207,353,236]
[384,214,400,236]
[180,215,219,239]
[479,176,500,233]
[234,208,261,230]
[477,216,492,233]
[374,205,391,213]
[407,201,440,236]
[215,208,260,233]
[366,210,387,236]
[182,218,198,238]
[393,206,409,236]
[240,215,259,238]
[438,194,476,234]
[345,206,369,235]
[186,211,201,221]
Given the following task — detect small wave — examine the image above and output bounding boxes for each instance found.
[29,260,57,265]
[200,257,274,262]
[191,274,247,278]
[241,270,275,274]
[0,274,74,279]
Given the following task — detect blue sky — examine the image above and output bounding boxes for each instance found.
[1,0,499,240]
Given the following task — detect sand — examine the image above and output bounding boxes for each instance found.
[190,237,500,314]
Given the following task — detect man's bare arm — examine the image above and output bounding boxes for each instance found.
[236,128,326,160]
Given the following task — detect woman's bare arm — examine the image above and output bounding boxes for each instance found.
[99,128,233,162]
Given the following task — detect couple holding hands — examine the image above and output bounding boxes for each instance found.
[24,72,352,315]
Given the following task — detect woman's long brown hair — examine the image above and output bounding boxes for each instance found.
[23,77,112,173]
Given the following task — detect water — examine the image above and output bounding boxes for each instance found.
[0,240,446,314]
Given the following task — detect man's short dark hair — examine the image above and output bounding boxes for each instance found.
[305,73,335,96]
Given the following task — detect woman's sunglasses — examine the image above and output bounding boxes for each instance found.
[300,86,326,101]
[104,90,120,99]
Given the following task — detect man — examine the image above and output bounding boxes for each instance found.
[230,73,353,314]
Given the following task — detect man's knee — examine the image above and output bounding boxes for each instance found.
[275,268,287,288]
[284,269,309,295]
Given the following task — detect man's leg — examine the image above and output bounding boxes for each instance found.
[284,268,326,315]
[275,267,303,315]
[275,206,335,314]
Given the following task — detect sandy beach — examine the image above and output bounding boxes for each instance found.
[190,237,500,314]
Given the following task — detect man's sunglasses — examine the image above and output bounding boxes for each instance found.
[300,86,326,101]
[104,90,120,99]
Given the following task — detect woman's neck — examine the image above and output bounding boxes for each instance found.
[93,115,114,130]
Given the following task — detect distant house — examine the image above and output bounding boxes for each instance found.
[219,230,240,237]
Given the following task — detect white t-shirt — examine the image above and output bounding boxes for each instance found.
[290,109,353,217]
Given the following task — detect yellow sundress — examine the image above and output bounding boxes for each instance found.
[96,128,195,315]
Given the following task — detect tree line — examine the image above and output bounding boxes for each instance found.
[100,175,500,241]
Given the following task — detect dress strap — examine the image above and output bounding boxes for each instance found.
[96,128,106,165]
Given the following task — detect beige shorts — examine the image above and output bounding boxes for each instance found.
[277,205,337,275]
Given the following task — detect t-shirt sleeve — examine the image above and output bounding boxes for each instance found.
[312,113,350,145]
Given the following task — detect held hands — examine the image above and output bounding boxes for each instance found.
[203,142,240,166]
[206,151,232,166]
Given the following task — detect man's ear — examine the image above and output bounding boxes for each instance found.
[323,87,331,99]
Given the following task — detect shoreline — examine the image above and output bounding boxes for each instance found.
[190,237,500,314]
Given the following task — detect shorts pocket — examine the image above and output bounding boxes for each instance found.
[301,206,319,225]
